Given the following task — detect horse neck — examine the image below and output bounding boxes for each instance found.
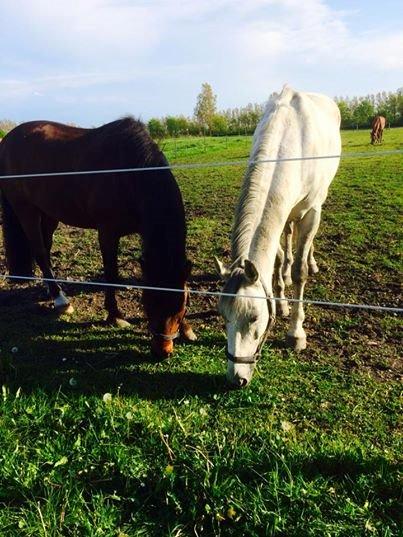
[143,237,186,288]
[141,177,187,288]
[231,108,292,288]
[243,211,286,293]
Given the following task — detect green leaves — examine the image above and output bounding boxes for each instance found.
[53,456,68,468]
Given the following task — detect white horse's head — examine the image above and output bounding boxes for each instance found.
[215,257,274,387]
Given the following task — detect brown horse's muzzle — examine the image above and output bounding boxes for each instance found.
[151,336,175,359]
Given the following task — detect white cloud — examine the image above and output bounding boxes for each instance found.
[0,0,402,122]
[3,0,161,62]
[0,73,134,100]
[348,33,403,70]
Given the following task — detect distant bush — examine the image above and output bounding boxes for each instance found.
[148,118,166,140]
[0,119,17,134]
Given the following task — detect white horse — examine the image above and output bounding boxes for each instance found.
[215,86,341,387]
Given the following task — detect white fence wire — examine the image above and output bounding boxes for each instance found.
[0,149,402,181]
[2,275,402,314]
[0,148,402,314]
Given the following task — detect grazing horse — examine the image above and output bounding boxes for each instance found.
[0,117,196,358]
[215,86,341,387]
[370,115,386,144]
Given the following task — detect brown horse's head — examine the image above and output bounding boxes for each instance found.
[142,287,188,358]
[141,260,192,358]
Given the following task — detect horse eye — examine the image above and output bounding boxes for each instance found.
[250,316,258,323]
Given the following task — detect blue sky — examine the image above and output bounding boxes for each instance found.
[1,0,402,126]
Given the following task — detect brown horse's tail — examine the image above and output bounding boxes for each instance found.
[1,192,34,276]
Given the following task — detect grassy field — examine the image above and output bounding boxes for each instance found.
[0,128,402,536]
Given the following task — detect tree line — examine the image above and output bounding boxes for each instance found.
[148,84,403,138]
[147,83,265,138]
[335,90,403,129]
[1,84,402,139]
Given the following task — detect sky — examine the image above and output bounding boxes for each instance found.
[0,0,402,126]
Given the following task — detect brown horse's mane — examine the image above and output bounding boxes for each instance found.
[94,116,166,167]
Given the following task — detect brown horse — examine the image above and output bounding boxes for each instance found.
[0,117,196,358]
[370,115,386,144]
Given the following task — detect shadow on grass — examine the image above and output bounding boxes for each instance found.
[0,279,227,399]
[6,363,226,401]
[1,309,226,400]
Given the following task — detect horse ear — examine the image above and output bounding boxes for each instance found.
[214,256,231,279]
[244,259,259,284]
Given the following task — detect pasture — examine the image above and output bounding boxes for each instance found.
[0,128,402,536]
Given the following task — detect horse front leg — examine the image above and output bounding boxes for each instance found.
[286,208,321,351]
[178,291,197,341]
[282,221,294,286]
[98,230,130,328]
[274,244,289,317]
[308,243,319,275]
[180,318,197,341]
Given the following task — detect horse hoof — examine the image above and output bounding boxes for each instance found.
[111,318,131,328]
[56,303,74,315]
[182,328,197,342]
[309,263,319,275]
[285,335,307,351]
[279,304,290,318]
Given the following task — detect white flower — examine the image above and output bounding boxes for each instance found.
[103,393,112,403]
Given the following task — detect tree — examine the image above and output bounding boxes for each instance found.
[166,116,187,137]
[352,99,375,128]
[336,100,353,129]
[194,83,217,129]
[382,93,401,126]
[397,93,403,126]
[210,114,228,136]
[148,118,166,140]
[0,119,17,134]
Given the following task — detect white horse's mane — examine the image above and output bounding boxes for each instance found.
[231,85,296,261]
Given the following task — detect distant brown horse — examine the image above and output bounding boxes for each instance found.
[370,115,386,144]
[0,117,196,358]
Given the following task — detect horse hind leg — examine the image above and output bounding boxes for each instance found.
[17,207,73,314]
[286,207,321,351]
[41,215,74,314]
[98,230,130,328]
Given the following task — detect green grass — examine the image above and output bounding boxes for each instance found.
[0,128,402,536]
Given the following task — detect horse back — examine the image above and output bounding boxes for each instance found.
[0,117,179,233]
[372,115,386,132]
[252,88,341,205]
